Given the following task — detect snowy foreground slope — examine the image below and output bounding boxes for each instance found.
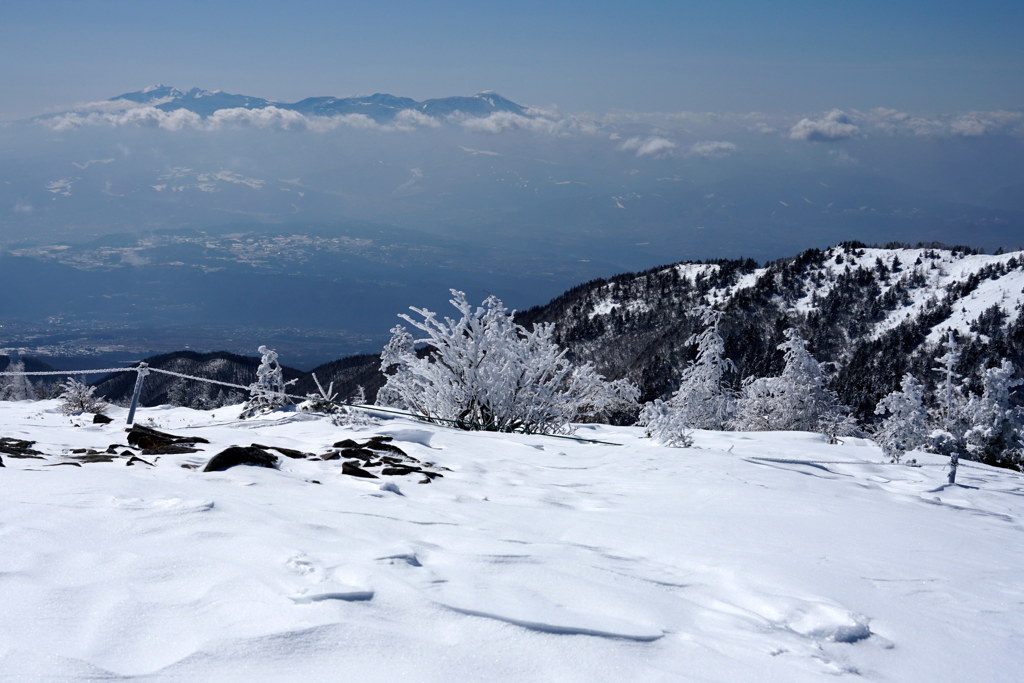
[2,401,1023,681]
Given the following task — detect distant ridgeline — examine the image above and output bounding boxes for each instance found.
[66,242,1024,427]
[515,242,1024,422]
[38,85,529,124]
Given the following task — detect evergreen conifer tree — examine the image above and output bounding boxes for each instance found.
[0,360,34,401]
[664,307,736,430]
[874,373,929,463]
[638,399,694,447]
[964,360,1023,468]
[240,346,295,419]
[733,329,853,435]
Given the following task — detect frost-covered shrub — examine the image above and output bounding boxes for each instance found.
[964,360,1023,468]
[298,373,342,414]
[874,373,928,463]
[638,399,694,448]
[331,387,378,427]
[732,329,853,435]
[58,377,109,416]
[240,346,295,419]
[378,290,637,434]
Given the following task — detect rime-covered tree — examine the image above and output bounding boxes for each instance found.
[730,376,778,432]
[964,360,1023,468]
[661,307,736,430]
[934,330,963,425]
[0,360,34,401]
[57,377,109,416]
[928,329,971,457]
[732,329,852,435]
[378,290,637,434]
[637,399,693,447]
[874,373,929,463]
[240,346,295,419]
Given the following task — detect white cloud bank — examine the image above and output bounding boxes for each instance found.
[618,137,737,159]
[457,110,596,136]
[619,136,678,158]
[787,108,1024,141]
[688,140,737,158]
[36,98,1024,143]
[41,103,446,134]
[789,109,861,141]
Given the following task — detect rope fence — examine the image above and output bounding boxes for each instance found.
[0,363,624,446]
[3,366,1018,471]
[0,368,134,376]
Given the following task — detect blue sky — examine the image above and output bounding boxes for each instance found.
[1,0,1022,120]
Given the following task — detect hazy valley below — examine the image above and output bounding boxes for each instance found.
[3,87,1023,368]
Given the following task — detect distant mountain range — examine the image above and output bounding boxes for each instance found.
[53,85,529,123]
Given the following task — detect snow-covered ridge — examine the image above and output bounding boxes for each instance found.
[588,263,722,319]
[584,244,1024,347]
[779,246,1024,341]
[521,243,1024,425]
[2,400,1023,680]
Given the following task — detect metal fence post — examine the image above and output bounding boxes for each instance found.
[948,451,959,485]
[126,363,149,426]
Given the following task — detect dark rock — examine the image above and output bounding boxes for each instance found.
[92,414,113,424]
[340,447,377,461]
[47,462,82,467]
[341,461,378,479]
[126,456,154,467]
[5,453,45,459]
[0,455,3,467]
[71,448,88,454]
[332,439,360,449]
[366,435,394,443]
[319,450,342,460]
[144,444,202,455]
[106,444,122,453]
[73,455,117,464]
[418,477,432,484]
[252,443,312,459]
[203,446,279,472]
[0,437,42,456]
[308,479,321,485]
[121,450,135,456]
[127,425,210,451]
[381,466,421,476]
[366,441,407,456]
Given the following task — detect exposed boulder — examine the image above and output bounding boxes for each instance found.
[127,425,210,452]
[203,446,279,472]
[0,437,43,457]
[251,443,312,459]
[341,461,379,479]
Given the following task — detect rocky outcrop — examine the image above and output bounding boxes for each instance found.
[126,425,209,453]
[203,446,279,472]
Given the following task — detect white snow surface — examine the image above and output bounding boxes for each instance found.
[3,400,1024,681]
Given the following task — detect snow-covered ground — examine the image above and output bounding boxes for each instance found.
[3,400,1023,681]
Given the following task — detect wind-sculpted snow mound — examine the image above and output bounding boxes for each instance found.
[2,401,1023,681]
